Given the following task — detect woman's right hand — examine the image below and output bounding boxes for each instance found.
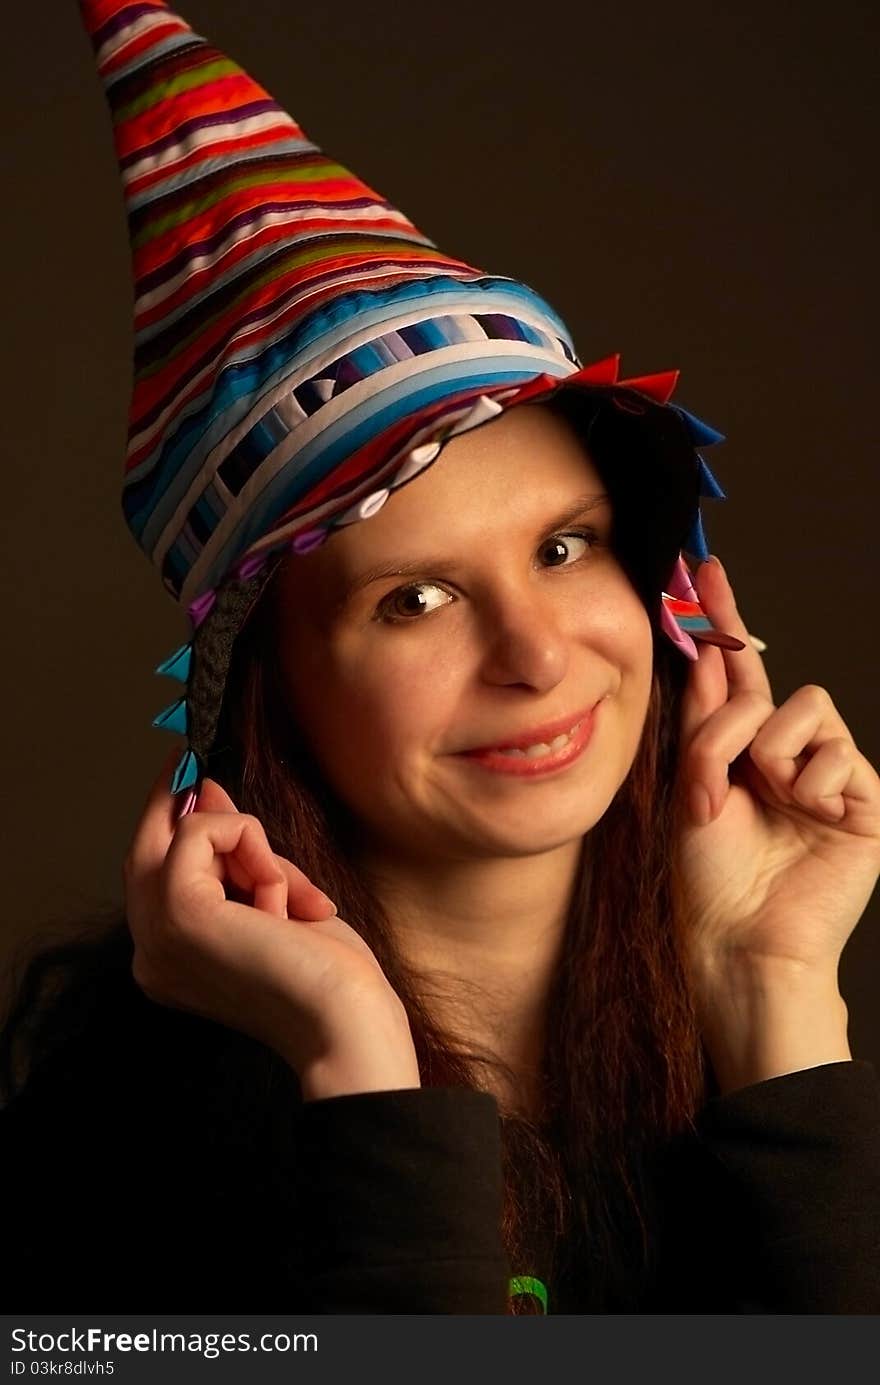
[122,749,421,1101]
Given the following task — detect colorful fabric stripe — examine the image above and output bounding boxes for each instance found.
[79,0,579,603]
[76,1,746,797]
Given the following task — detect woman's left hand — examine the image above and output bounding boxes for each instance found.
[674,556,880,990]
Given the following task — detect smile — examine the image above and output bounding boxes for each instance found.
[454,704,599,777]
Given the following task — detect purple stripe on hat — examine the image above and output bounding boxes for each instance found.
[184,347,569,568]
[134,217,351,345]
[129,137,315,215]
[105,31,202,94]
[129,273,561,487]
[127,280,532,532]
[134,194,398,297]
[333,358,367,390]
[130,255,465,437]
[120,99,285,172]
[93,1,173,52]
[133,239,446,388]
[109,29,209,98]
[137,232,439,371]
[129,148,325,238]
[476,314,527,341]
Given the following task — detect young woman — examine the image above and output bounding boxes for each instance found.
[2,0,879,1314]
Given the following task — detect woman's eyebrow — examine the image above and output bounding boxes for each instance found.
[339,491,611,602]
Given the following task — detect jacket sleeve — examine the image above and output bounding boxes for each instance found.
[0,975,510,1314]
[651,1059,880,1313]
[293,1087,511,1313]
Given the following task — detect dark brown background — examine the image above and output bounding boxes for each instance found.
[2,1,877,1057]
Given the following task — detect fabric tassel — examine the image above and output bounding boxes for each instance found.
[152,697,189,735]
[672,407,726,448]
[170,747,200,795]
[685,508,711,562]
[154,642,193,682]
[660,597,700,661]
[697,456,727,500]
[187,590,217,628]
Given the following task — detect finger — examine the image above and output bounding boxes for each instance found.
[749,685,854,782]
[172,809,337,922]
[790,738,855,821]
[165,811,286,923]
[126,744,191,881]
[194,780,272,894]
[193,779,244,889]
[748,686,880,822]
[195,777,241,815]
[212,817,288,918]
[244,830,289,917]
[679,636,730,749]
[225,842,338,922]
[273,854,338,920]
[693,557,774,703]
[684,690,776,818]
[791,741,880,834]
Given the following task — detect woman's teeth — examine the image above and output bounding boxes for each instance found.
[494,721,583,758]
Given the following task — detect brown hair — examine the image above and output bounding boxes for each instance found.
[206,464,715,1310]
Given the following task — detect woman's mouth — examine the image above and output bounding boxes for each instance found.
[454,705,599,777]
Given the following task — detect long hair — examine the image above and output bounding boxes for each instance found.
[1,391,715,1311]
[207,555,712,1311]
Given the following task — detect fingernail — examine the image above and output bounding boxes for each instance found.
[690,784,713,826]
[318,893,338,916]
[708,555,723,572]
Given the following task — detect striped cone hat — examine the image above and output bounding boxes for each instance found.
[77,0,745,802]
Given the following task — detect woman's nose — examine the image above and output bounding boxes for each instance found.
[477,590,569,691]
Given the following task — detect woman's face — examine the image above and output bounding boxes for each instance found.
[273,402,655,864]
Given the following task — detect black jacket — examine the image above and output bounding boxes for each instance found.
[3,946,879,1314]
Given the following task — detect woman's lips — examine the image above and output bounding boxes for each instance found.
[454,703,599,777]
[461,701,598,753]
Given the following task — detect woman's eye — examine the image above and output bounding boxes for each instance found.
[378,582,452,622]
[538,529,596,568]
[375,528,599,624]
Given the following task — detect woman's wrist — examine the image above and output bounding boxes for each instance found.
[299,1047,422,1102]
[294,998,422,1102]
[693,959,851,1097]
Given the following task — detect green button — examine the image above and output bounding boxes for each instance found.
[508,1275,548,1313]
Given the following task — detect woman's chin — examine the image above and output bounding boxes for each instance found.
[435,799,610,859]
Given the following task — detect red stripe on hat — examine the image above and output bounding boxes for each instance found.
[114,71,279,159]
[130,167,370,273]
[133,211,426,333]
[124,258,473,467]
[664,596,704,616]
[125,122,302,200]
[129,177,390,280]
[102,16,185,78]
[127,257,450,437]
[131,236,466,381]
[81,0,172,39]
